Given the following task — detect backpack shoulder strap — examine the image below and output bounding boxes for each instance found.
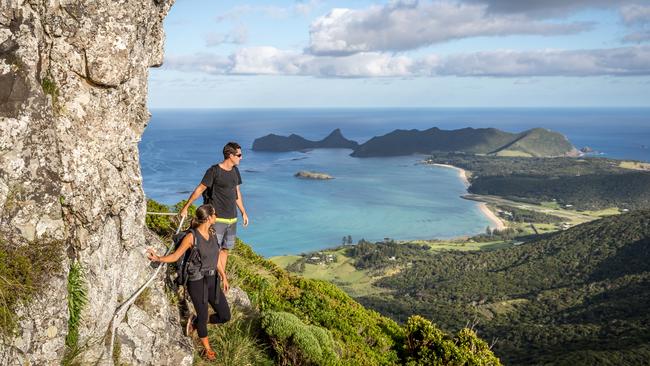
[188,228,197,249]
[203,165,220,200]
[214,164,222,181]
[189,228,202,262]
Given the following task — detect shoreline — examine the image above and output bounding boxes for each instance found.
[478,202,506,231]
[430,163,470,187]
[430,163,506,231]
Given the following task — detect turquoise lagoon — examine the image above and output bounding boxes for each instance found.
[140,108,650,256]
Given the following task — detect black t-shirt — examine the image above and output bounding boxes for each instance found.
[201,164,242,219]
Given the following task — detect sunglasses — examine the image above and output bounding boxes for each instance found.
[233,153,242,158]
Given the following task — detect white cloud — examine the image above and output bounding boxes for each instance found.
[229,47,307,74]
[463,0,644,16]
[165,47,412,78]
[216,5,288,22]
[216,1,322,22]
[308,1,593,55]
[205,25,249,47]
[164,53,232,74]
[623,30,650,43]
[426,47,650,76]
[302,52,413,77]
[164,46,650,78]
[295,0,323,16]
[620,4,650,43]
[620,4,650,24]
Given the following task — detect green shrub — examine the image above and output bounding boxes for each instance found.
[229,240,402,365]
[261,311,338,366]
[145,199,175,238]
[173,200,197,218]
[145,199,197,238]
[455,328,502,366]
[403,316,501,366]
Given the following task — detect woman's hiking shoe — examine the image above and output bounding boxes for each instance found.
[185,314,196,336]
[201,348,216,361]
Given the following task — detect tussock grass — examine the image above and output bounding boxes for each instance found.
[193,308,273,366]
[0,238,62,337]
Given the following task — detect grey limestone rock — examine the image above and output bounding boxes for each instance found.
[0,1,192,365]
[226,286,253,312]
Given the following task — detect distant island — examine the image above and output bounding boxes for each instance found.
[351,127,579,157]
[295,171,334,180]
[254,127,579,158]
[252,128,358,152]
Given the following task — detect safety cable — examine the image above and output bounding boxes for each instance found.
[105,214,185,362]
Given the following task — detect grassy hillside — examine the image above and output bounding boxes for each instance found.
[146,199,501,365]
[351,127,576,158]
[491,128,577,157]
[352,210,650,365]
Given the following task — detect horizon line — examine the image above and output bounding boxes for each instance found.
[149,106,650,110]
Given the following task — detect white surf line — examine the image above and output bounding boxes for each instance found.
[429,162,506,230]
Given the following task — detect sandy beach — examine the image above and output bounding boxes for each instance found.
[478,202,506,231]
[430,163,506,231]
[430,163,470,187]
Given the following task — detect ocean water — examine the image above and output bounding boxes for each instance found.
[140,108,650,256]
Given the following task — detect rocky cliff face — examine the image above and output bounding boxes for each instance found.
[1,1,192,365]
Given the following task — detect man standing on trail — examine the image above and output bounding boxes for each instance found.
[180,142,249,287]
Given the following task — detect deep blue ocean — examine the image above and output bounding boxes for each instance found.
[140,108,650,256]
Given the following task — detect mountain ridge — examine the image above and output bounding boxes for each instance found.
[253,127,578,157]
[252,128,359,152]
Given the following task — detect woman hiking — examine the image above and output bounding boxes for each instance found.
[146,204,231,360]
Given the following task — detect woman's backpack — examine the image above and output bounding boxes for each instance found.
[172,228,202,287]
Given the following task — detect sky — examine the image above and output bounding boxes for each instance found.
[148,0,650,108]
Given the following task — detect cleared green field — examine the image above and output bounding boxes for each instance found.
[271,237,516,297]
[533,223,557,233]
[271,249,392,297]
[268,255,301,268]
[577,207,621,217]
[619,161,650,171]
[494,150,533,157]
[539,201,561,209]
[468,194,619,225]
[406,239,514,251]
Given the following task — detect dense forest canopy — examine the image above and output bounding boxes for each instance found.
[353,211,650,364]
